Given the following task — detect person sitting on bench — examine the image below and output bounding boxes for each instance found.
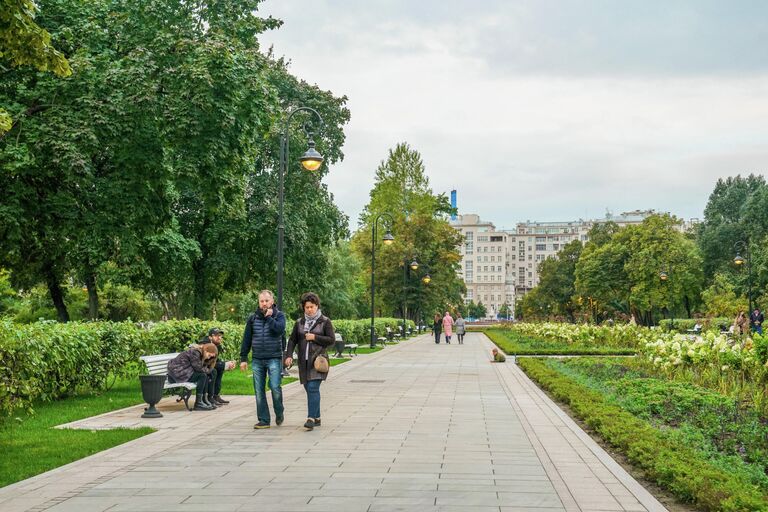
[491,348,506,363]
[199,327,235,406]
[167,343,218,411]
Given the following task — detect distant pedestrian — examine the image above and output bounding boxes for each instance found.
[455,314,466,344]
[442,311,454,344]
[750,308,764,335]
[432,313,442,344]
[734,310,748,337]
[285,292,335,431]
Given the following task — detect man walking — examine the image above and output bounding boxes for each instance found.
[240,290,286,429]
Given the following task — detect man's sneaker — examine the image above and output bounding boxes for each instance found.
[313,418,321,426]
[213,395,230,405]
[276,415,284,426]
[254,422,270,429]
[303,418,315,430]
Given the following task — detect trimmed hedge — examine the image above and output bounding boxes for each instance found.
[0,317,415,417]
[518,357,768,511]
[482,328,636,356]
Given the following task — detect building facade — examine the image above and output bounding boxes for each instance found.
[451,210,696,318]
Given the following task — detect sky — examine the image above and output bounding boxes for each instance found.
[258,0,768,230]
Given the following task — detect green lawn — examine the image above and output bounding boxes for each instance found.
[1,357,357,488]
[0,379,153,488]
[483,328,636,355]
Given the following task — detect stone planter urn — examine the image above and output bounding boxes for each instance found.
[139,375,165,418]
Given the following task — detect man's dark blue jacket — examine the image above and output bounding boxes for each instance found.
[239,306,286,361]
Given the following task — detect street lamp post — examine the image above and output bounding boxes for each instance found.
[659,266,673,330]
[734,240,752,314]
[401,257,419,339]
[370,213,394,348]
[276,107,324,311]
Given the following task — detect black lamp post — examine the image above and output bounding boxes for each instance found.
[734,240,752,314]
[659,266,673,330]
[277,107,324,310]
[401,257,419,338]
[370,213,394,348]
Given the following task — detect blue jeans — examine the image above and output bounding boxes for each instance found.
[304,379,322,419]
[252,358,284,424]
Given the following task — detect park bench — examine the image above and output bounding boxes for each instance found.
[385,326,400,343]
[332,333,359,357]
[139,353,196,411]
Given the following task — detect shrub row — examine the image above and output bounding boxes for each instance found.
[518,357,768,511]
[0,317,414,417]
[482,329,636,356]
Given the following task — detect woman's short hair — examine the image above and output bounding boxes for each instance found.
[300,292,321,307]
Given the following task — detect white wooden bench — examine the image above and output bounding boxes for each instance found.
[140,353,197,411]
[332,333,358,357]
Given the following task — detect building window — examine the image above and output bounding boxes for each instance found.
[465,231,474,241]
[465,241,473,254]
[465,261,473,270]
[465,271,473,282]
[535,244,546,251]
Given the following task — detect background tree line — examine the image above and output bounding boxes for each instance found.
[518,174,768,325]
[0,0,350,322]
[1,3,466,324]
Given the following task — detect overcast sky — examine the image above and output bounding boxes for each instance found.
[259,0,768,230]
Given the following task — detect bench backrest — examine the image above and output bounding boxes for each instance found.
[335,333,343,342]
[139,353,179,376]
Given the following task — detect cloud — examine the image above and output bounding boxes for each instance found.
[259,0,768,228]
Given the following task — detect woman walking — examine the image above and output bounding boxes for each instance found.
[285,292,335,431]
[455,314,466,344]
[432,313,442,344]
[442,311,454,344]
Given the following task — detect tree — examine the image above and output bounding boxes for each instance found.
[533,240,583,321]
[575,214,703,325]
[351,143,465,322]
[1,0,352,321]
[0,0,71,132]
[498,302,513,319]
[701,273,746,318]
[315,241,366,320]
[697,175,767,279]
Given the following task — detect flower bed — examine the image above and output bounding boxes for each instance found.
[519,356,768,511]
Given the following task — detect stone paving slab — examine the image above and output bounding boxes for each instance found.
[0,332,668,511]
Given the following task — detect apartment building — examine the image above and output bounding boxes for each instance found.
[451,210,696,318]
[451,214,514,318]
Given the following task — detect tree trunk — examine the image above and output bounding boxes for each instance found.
[85,271,99,320]
[46,268,70,323]
[683,296,692,318]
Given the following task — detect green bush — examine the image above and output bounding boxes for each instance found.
[518,357,768,511]
[0,316,415,418]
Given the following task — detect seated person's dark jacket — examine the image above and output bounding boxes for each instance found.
[167,345,210,382]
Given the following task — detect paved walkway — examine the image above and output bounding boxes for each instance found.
[0,332,667,512]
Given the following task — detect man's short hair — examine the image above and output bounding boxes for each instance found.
[258,290,274,300]
[208,327,224,336]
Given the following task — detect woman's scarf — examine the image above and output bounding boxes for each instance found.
[304,309,323,333]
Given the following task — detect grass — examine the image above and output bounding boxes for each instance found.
[482,328,636,355]
[0,378,153,488]
[0,355,361,489]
